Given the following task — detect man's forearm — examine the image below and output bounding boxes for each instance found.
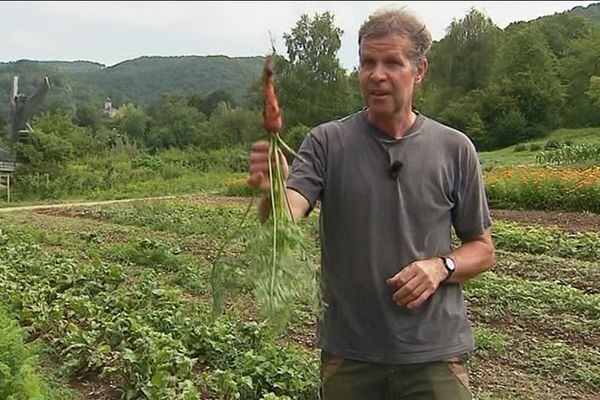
[446,228,495,283]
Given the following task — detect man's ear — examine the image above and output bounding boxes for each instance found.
[415,58,429,84]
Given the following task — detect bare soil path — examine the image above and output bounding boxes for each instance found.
[2,194,598,233]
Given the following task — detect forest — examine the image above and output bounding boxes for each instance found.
[0,4,598,161]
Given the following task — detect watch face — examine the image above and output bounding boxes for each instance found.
[445,257,456,271]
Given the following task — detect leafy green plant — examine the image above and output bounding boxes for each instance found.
[492,221,600,261]
[0,306,45,400]
[536,143,600,165]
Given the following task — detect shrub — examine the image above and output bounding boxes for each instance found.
[529,143,542,151]
[514,143,527,152]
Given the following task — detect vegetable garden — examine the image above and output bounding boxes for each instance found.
[0,191,598,400]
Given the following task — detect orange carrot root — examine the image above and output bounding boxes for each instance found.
[262,55,283,133]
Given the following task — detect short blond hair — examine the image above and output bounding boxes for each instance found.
[358,7,432,67]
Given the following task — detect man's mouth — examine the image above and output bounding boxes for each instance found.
[370,91,389,97]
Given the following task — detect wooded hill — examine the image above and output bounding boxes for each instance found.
[0,2,599,151]
[0,56,264,122]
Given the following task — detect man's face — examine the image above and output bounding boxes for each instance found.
[358,34,427,120]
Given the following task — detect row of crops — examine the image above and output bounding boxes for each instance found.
[0,199,598,399]
[484,166,600,213]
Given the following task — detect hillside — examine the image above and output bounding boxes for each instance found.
[75,55,264,107]
[479,127,600,167]
[0,1,598,128]
[568,2,600,22]
[0,55,264,121]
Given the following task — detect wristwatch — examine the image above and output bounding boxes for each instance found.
[439,256,456,283]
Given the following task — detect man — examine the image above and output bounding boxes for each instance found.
[248,7,494,400]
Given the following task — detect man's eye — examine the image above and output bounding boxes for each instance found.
[360,59,374,68]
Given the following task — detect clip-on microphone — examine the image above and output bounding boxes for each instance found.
[389,160,404,179]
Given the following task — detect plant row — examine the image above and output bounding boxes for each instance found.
[484,166,600,213]
[536,143,600,165]
[0,229,319,400]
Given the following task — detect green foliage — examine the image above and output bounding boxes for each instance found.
[189,90,237,117]
[148,92,207,149]
[283,124,310,155]
[536,143,600,165]
[108,238,185,272]
[586,75,600,107]
[2,194,600,398]
[0,228,320,400]
[0,57,263,120]
[428,8,501,94]
[514,143,526,152]
[0,305,44,400]
[494,26,564,138]
[276,12,360,128]
[485,166,600,213]
[204,105,263,149]
[557,30,600,127]
[109,103,150,145]
[245,219,320,331]
[73,101,103,131]
[479,127,600,167]
[473,325,511,355]
[492,221,600,261]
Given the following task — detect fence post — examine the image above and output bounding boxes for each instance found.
[6,174,10,203]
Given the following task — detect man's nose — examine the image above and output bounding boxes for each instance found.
[369,64,386,81]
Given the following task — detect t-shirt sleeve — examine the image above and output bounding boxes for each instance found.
[451,142,492,241]
[285,130,326,210]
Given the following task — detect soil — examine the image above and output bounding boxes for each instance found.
[6,195,598,400]
[16,195,599,234]
[491,209,599,233]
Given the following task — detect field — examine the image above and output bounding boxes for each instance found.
[0,195,598,400]
[479,127,600,167]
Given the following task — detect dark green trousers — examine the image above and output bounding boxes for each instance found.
[320,351,472,400]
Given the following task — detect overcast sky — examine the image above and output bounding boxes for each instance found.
[1,1,597,70]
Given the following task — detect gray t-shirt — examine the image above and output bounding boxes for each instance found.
[286,110,492,364]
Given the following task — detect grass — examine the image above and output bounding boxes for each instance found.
[0,171,241,209]
[479,127,600,167]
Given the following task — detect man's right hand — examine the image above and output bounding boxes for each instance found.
[247,140,289,193]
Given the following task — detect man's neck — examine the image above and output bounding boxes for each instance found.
[366,109,417,140]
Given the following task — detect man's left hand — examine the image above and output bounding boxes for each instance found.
[386,258,448,310]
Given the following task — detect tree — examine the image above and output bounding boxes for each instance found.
[148,92,207,150]
[429,8,501,93]
[587,76,600,106]
[559,31,600,127]
[74,101,102,131]
[493,26,564,140]
[276,12,357,128]
[109,103,150,146]
[203,104,263,149]
[14,112,98,170]
[189,90,236,117]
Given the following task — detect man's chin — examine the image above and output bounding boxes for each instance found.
[367,105,394,119]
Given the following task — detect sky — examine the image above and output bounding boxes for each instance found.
[1,1,597,71]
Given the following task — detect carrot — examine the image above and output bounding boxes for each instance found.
[262,55,283,133]
[251,51,318,330]
[211,49,317,331]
